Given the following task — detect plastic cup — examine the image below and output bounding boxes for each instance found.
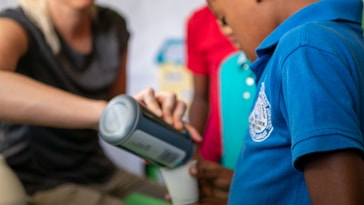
[159,160,199,205]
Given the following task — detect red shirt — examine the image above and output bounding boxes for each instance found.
[186,5,237,162]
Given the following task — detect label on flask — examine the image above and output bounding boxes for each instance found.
[122,130,186,168]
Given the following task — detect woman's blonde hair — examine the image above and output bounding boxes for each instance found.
[18,0,60,54]
[18,0,97,54]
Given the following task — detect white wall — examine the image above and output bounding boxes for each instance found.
[96,0,205,95]
[0,0,204,175]
[0,0,15,8]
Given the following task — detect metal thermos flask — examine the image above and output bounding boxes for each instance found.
[98,94,194,168]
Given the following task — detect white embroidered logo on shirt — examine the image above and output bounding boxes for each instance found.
[249,83,273,142]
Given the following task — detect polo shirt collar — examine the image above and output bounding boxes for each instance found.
[256,0,363,57]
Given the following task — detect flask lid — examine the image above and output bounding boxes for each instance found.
[99,95,139,145]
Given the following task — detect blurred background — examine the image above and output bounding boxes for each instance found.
[0,0,204,176]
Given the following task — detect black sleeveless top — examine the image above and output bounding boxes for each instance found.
[0,6,129,195]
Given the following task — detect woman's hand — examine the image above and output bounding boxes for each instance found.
[133,88,185,128]
[133,87,202,143]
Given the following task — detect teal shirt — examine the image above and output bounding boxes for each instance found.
[219,52,256,169]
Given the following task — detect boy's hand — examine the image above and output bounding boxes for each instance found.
[190,159,233,204]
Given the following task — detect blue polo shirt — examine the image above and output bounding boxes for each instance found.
[229,0,364,204]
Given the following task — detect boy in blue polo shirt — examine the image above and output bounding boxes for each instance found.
[190,0,364,204]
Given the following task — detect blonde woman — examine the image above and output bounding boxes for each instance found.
[0,0,188,204]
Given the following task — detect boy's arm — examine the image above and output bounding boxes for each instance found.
[304,150,364,205]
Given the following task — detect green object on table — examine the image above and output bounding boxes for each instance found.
[145,164,164,184]
[124,193,169,205]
